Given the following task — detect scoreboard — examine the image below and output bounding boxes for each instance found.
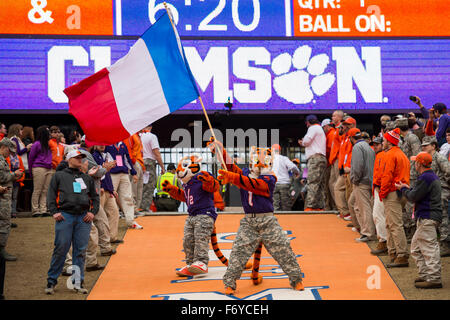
[0,0,449,113]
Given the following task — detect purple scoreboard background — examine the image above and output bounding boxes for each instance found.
[0,38,449,113]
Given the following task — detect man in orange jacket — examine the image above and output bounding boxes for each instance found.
[328,111,344,211]
[370,137,388,255]
[380,128,410,268]
[322,119,337,211]
[334,116,356,221]
[123,133,146,213]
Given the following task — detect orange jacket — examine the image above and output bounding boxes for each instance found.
[379,146,410,200]
[325,127,336,162]
[372,150,386,191]
[123,133,145,171]
[337,133,352,169]
[425,119,435,136]
[49,138,64,169]
[6,155,25,187]
[329,126,342,165]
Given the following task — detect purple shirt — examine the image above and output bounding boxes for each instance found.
[240,168,276,214]
[183,173,217,221]
[28,141,52,170]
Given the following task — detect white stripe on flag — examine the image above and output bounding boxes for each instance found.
[107,38,171,135]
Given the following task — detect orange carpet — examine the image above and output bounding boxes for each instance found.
[87,214,404,300]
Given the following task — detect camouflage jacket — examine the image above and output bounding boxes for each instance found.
[399,131,421,181]
[0,155,15,187]
[431,151,450,190]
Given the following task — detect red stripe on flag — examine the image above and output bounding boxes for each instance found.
[64,68,130,145]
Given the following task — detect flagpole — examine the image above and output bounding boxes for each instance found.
[163,2,228,171]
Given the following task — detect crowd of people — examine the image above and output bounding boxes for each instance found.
[0,95,449,297]
[272,96,449,289]
[0,122,168,297]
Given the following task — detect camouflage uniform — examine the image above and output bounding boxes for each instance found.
[141,159,157,211]
[0,154,15,248]
[399,130,421,232]
[305,154,327,209]
[430,150,450,244]
[183,215,215,265]
[223,215,302,290]
[273,184,292,211]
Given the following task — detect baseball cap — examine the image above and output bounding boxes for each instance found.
[0,138,16,153]
[271,144,281,151]
[395,117,409,128]
[305,114,318,122]
[321,119,331,127]
[433,103,447,113]
[411,152,432,167]
[371,136,383,145]
[348,128,361,138]
[343,117,356,125]
[421,135,437,146]
[66,149,86,160]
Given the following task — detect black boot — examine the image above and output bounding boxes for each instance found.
[0,247,17,262]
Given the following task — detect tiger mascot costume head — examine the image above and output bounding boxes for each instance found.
[176,154,202,184]
[248,146,274,178]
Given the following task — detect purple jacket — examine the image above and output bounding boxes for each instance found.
[28,141,52,170]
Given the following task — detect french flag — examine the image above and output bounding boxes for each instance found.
[64,12,199,145]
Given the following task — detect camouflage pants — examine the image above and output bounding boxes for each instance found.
[141,159,157,211]
[403,179,416,229]
[305,154,327,209]
[183,214,215,266]
[439,188,450,243]
[0,193,11,248]
[273,184,292,211]
[223,215,302,290]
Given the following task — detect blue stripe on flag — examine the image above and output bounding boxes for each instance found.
[141,13,199,113]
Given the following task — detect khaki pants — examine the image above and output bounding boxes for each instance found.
[328,161,339,208]
[384,191,408,258]
[372,189,387,242]
[411,218,441,282]
[31,167,53,213]
[354,184,376,238]
[130,163,144,210]
[324,164,337,210]
[305,154,327,209]
[111,173,135,227]
[348,190,360,230]
[334,174,350,217]
[141,159,157,211]
[101,191,120,242]
[86,204,112,267]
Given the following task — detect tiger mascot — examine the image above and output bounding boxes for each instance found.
[162,154,243,277]
[208,139,304,295]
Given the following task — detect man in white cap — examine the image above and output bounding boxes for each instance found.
[45,149,99,295]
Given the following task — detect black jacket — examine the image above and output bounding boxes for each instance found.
[47,166,99,216]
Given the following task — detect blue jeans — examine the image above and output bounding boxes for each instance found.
[47,212,92,286]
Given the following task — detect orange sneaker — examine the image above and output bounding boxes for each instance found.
[224,287,235,295]
[295,281,304,291]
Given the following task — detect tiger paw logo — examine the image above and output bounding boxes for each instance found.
[272,45,335,104]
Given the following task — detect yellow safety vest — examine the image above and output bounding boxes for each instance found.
[156,172,178,196]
